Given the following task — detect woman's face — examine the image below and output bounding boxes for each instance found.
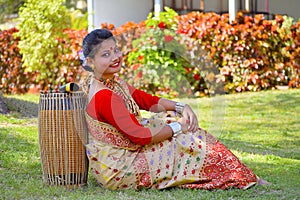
[90,38,122,79]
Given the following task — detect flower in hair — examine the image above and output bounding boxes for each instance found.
[79,49,93,72]
[79,50,86,63]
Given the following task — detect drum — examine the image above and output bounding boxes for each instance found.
[38,91,89,189]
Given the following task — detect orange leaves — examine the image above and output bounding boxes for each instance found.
[275,15,284,27]
[176,11,300,93]
[101,23,115,30]
[0,28,36,94]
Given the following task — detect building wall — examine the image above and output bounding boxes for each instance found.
[202,0,300,20]
[89,0,300,31]
[269,0,300,20]
[92,0,152,29]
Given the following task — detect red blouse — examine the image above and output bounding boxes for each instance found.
[86,84,160,146]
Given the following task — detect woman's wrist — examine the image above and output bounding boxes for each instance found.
[175,102,186,115]
[167,122,183,137]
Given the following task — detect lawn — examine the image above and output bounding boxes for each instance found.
[0,89,299,200]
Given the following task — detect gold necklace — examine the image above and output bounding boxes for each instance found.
[94,76,116,90]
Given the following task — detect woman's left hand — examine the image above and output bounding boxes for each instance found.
[181,104,199,132]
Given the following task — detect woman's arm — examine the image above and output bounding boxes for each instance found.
[150,125,173,144]
[88,90,187,145]
[149,119,190,144]
[129,84,199,133]
[158,98,199,132]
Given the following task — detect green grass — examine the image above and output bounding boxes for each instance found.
[0,89,299,200]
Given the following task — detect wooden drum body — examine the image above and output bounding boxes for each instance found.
[38,91,89,189]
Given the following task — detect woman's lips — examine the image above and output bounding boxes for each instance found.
[110,60,120,68]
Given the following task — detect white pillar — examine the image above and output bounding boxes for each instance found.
[87,0,94,32]
[245,0,250,11]
[154,0,162,18]
[229,0,237,23]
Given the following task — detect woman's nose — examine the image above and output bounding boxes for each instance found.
[112,54,118,61]
[112,52,121,61]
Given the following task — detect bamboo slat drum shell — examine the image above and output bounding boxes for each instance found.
[38,91,89,189]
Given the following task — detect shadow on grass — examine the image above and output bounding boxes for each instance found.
[221,160,300,200]
[219,137,300,160]
[3,96,39,118]
[271,91,300,105]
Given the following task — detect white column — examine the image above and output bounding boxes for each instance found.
[229,0,237,23]
[245,0,250,11]
[87,0,94,32]
[154,0,162,18]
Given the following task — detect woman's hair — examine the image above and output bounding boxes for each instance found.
[82,28,115,59]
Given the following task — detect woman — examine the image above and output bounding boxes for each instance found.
[80,28,268,190]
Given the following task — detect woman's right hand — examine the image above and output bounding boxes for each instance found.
[177,117,189,133]
[181,105,199,132]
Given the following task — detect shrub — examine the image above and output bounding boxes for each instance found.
[69,10,88,30]
[177,12,299,93]
[288,21,300,88]
[103,9,300,96]
[57,28,88,85]
[14,0,71,90]
[124,8,196,98]
[0,28,36,94]
[2,7,299,95]
[0,27,88,94]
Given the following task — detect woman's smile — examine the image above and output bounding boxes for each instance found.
[109,60,121,68]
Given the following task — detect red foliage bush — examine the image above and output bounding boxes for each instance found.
[177,12,299,93]
[288,21,300,88]
[58,28,88,85]
[1,11,299,95]
[0,28,36,94]
[0,28,87,94]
